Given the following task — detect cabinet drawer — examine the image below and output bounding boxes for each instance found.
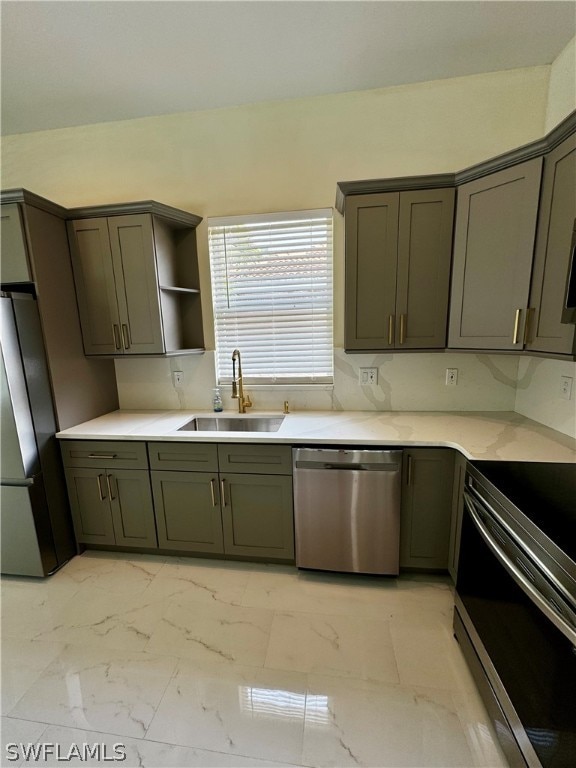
[148,442,218,472]
[217,444,292,475]
[60,440,148,469]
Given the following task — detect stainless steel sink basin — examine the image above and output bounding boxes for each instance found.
[178,416,285,432]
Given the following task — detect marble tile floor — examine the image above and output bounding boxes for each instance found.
[0,551,509,768]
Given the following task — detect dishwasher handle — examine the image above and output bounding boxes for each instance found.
[294,461,400,471]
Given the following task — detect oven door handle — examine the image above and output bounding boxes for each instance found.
[463,492,576,646]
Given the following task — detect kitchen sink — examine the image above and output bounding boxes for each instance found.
[177,416,285,432]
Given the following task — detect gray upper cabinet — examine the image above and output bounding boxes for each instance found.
[525,133,576,355]
[448,158,543,350]
[0,203,31,283]
[345,193,399,350]
[67,202,204,357]
[345,188,454,351]
[0,190,118,429]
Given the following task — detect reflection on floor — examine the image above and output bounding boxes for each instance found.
[1,552,509,767]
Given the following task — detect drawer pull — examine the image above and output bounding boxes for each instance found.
[96,474,106,501]
[88,454,117,460]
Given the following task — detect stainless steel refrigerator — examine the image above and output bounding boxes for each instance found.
[1,288,76,576]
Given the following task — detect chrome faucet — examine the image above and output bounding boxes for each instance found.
[231,349,252,414]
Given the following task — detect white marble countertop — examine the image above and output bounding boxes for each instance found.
[56,409,576,463]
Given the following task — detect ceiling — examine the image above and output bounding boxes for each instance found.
[2,1,575,136]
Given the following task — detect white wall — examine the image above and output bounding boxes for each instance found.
[545,35,576,132]
[6,64,573,434]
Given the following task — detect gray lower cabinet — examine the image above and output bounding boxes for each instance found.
[151,470,224,553]
[448,158,543,350]
[220,473,294,559]
[526,132,576,355]
[64,467,157,548]
[147,442,295,561]
[400,448,455,569]
[61,440,157,548]
[345,188,454,351]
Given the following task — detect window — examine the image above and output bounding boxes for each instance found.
[208,209,333,385]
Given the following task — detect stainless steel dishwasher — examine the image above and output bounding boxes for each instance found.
[293,448,402,575]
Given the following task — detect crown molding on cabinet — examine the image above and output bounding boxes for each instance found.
[0,188,69,218]
[66,200,202,228]
[335,109,576,213]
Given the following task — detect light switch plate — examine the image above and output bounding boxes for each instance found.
[172,371,184,388]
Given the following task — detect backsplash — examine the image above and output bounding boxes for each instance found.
[515,357,576,438]
[115,349,520,414]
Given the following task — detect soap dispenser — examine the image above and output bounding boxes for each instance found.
[212,387,223,412]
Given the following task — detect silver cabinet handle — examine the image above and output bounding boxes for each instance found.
[96,474,106,501]
[88,454,117,460]
[220,479,226,506]
[210,478,217,507]
[388,315,394,346]
[122,324,131,350]
[106,474,116,501]
[512,308,521,344]
[112,324,121,351]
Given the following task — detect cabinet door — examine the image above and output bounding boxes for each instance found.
[220,473,294,560]
[109,469,158,548]
[64,467,116,545]
[526,134,576,355]
[448,159,542,350]
[344,193,399,350]
[396,189,454,349]
[1,203,31,283]
[151,470,224,553]
[108,214,165,354]
[400,449,455,569]
[67,218,122,355]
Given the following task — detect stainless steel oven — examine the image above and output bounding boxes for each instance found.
[454,462,576,768]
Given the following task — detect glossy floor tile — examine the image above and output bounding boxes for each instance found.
[1,552,508,767]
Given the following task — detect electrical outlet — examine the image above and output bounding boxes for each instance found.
[359,367,378,386]
[172,371,184,388]
[560,375,573,400]
[445,368,458,386]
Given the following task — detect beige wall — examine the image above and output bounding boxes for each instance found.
[6,64,574,436]
[3,65,549,350]
[545,35,576,132]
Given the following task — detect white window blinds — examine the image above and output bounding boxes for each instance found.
[208,209,333,384]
